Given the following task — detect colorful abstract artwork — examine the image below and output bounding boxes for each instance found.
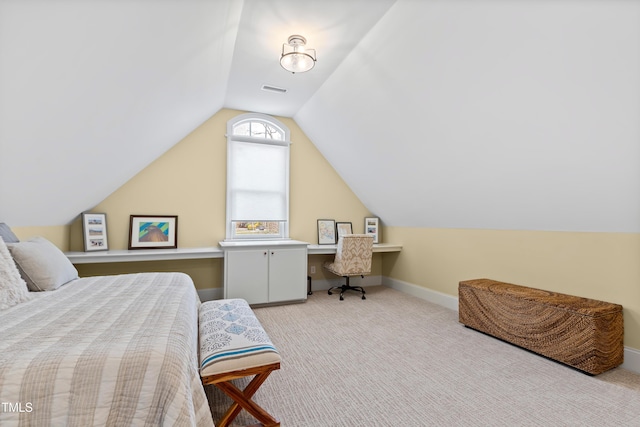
[138,222,170,242]
[129,215,178,249]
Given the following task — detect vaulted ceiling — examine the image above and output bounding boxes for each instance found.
[1,0,639,232]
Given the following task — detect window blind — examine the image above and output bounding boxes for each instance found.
[228,140,288,221]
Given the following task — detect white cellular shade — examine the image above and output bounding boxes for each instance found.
[229,141,288,221]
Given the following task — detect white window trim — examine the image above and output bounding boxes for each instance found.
[225,113,291,241]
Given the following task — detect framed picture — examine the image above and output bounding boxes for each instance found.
[82,213,108,251]
[317,219,336,245]
[365,217,380,243]
[336,222,353,240]
[129,215,178,250]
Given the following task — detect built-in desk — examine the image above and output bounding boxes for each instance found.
[65,242,402,303]
[66,243,402,263]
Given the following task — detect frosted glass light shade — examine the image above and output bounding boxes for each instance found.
[280,35,316,74]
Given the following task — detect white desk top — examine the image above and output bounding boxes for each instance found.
[66,242,402,264]
[219,239,309,249]
[65,246,224,264]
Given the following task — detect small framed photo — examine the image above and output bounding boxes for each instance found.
[129,215,178,250]
[317,219,336,245]
[336,222,353,240]
[365,217,380,243]
[82,213,108,252]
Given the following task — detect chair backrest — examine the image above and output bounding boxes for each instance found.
[331,234,374,276]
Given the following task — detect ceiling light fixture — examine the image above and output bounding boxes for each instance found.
[280,35,316,74]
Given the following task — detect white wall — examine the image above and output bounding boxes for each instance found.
[0,0,240,226]
[296,0,640,232]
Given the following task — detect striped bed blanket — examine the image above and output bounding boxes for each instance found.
[0,272,213,427]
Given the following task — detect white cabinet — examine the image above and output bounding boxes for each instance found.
[225,249,269,304]
[267,247,307,302]
[220,240,308,305]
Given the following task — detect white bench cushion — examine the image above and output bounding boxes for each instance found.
[199,299,281,377]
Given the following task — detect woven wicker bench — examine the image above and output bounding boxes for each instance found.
[458,279,623,375]
[199,299,281,427]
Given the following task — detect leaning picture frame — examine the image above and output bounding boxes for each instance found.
[82,212,108,252]
[335,222,353,240]
[317,219,336,245]
[365,217,380,243]
[129,215,178,250]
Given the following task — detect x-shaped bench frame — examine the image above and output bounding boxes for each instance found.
[202,362,281,427]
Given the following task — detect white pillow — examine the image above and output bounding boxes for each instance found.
[0,236,31,309]
[7,237,79,291]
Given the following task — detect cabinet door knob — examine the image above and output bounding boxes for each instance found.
[271,251,275,255]
[264,251,267,255]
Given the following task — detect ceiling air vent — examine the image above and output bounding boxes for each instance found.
[261,84,287,94]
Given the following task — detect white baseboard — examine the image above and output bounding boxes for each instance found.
[197,275,382,301]
[622,347,640,374]
[381,276,640,375]
[197,287,223,302]
[382,276,459,312]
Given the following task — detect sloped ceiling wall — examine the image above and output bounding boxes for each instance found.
[296,0,640,233]
[0,0,241,226]
[1,0,639,234]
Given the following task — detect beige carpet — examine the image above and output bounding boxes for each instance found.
[206,286,640,426]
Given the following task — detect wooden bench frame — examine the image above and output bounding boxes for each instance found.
[202,362,281,427]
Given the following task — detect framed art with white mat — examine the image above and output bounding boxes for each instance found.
[365,217,379,243]
[82,213,108,251]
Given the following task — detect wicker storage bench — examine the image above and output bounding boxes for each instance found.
[458,279,623,375]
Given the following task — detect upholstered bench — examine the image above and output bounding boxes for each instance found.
[459,279,624,375]
[199,299,281,427]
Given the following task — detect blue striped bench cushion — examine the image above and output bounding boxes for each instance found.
[199,299,281,377]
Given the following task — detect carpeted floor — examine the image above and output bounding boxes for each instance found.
[206,286,640,426]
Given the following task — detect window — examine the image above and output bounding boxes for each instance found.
[226,113,291,240]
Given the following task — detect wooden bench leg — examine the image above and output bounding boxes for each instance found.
[203,363,280,427]
[216,371,278,427]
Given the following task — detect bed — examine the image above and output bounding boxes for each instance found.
[0,227,214,426]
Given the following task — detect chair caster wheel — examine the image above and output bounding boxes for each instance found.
[362,295,366,300]
[339,295,344,301]
[328,291,332,295]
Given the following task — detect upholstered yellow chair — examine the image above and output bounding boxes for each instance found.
[323,234,374,300]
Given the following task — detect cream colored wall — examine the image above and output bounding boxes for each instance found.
[11,109,638,353]
[382,227,640,349]
[70,108,371,289]
[12,225,70,248]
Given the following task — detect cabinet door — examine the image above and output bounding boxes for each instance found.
[225,249,269,304]
[268,247,307,302]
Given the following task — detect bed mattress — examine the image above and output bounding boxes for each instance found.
[0,272,213,426]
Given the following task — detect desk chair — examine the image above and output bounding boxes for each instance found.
[323,234,373,300]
